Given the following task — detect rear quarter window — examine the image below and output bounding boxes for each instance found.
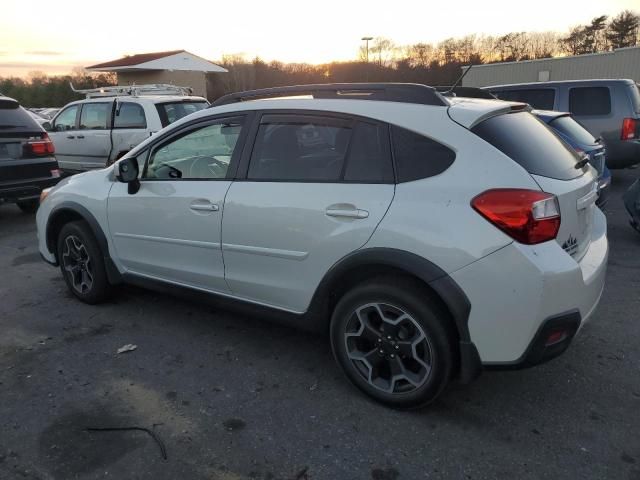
[472,111,584,180]
[569,87,611,116]
[391,126,455,182]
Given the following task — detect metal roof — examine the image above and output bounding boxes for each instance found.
[86,50,227,73]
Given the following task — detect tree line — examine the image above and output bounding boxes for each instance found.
[2,10,638,106]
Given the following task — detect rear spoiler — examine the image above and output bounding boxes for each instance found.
[447,98,531,129]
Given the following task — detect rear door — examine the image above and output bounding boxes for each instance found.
[110,101,150,164]
[567,86,613,141]
[222,112,395,313]
[77,101,113,169]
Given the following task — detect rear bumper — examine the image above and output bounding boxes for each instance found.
[0,176,60,202]
[451,208,608,364]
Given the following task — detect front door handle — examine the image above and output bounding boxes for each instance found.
[190,203,219,212]
[76,134,85,139]
[66,135,75,139]
[326,206,369,219]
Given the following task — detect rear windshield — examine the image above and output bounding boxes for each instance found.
[0,101,41,131]
[472,111,583,180]
[155,101,208,127]
[549,116,597,145]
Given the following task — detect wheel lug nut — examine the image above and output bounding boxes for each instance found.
[387,335,392,340]
[395,345,399,350]
[390,354,395,359]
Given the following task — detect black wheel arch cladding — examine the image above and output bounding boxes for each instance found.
[46,201,122,284]
[310,247,482,383]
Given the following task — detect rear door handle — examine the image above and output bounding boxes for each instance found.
[76,135,85,139]
[66,135,75,139]
[190,203,219,212]
[325,207,369,219]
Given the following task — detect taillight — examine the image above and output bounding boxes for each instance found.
[25,133,55,156]
[621,118,638,140]
[471,189,561,245]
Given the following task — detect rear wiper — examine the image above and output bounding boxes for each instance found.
[575,157,590,169]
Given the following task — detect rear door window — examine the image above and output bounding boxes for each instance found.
[491,89,555,110]
[569,87,611,116]
[472,111,583,180]
[155,101,208,127]
[114,102,147,129]
[391,126,456,182]
[248,115,352,182]
[343,122,393,183]
[79,103,110,130]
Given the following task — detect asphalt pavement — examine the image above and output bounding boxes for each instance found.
[1,169,639,480]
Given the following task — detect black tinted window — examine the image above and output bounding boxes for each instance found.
[391,126,455,182]
[0,102,41,130]
[114,102,146,129]
[80,103,110,130]
[472,112,583,180]
[492,89,555,110]
[569,87,611,116]
[344,122,393,183]
[249,118,350,181]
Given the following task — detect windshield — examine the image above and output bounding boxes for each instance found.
[155,101,208,127]
[549,116,597,145]
[472,111,584,180]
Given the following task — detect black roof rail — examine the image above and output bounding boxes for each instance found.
[211,83,449,107]
[434,86,497,100]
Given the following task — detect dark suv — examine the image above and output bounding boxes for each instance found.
[0,96,60,213]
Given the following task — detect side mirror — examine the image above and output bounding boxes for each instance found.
[115,157,140,194]
[42,121,52,131]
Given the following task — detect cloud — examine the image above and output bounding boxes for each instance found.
[24,50,64,56]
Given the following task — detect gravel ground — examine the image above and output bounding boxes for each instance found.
[1,169,639,480]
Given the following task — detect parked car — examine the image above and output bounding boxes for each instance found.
[45,84,209,173]
[36,83,608,408]
[533,110,611,207]
[0,96,61,213]
[623,178,640,234]
[28,110,49,126]
[485,79,640,169]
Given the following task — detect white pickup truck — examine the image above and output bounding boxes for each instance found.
[45,84,209,172]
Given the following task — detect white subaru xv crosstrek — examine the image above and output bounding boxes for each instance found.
[36,84,608,408]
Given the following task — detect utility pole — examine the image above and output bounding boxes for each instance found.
[362,36,373,82]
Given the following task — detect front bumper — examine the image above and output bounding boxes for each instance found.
[451,208,608,364]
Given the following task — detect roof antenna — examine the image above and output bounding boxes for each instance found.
[443,64,473,97]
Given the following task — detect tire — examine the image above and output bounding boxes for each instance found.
[330,276,456,409]
[16,199,39,214]
[56,221,112,304]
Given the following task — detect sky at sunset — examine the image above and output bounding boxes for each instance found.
[1,0,638,77]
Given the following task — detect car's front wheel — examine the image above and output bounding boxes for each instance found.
[330,277,456,408]
[56,221,112,304]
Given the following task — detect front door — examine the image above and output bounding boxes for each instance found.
[107,115,248,292]
[48,104,81,170]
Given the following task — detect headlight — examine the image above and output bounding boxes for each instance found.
[40,188,52,205]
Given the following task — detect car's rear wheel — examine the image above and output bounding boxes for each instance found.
[330,277,455,408]
[16,199,39,214]
[56,221,112,304]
